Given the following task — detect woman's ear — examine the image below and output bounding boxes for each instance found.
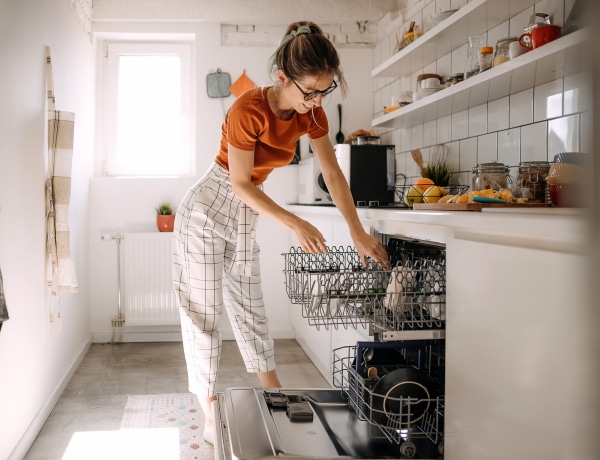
[276,69,288,85]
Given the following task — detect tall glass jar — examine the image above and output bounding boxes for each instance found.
[516,161,550,203]
[471,162,512,191]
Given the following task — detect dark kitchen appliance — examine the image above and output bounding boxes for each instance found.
[334,144,396,206]
[215,237,447,459]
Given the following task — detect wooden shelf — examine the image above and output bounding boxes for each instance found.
[372,0,538,79]
[372,28,589,129]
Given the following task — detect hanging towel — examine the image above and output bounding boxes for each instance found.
[0,268,8,332]
[45,46,79,298]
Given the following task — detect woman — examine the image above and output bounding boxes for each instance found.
[172,21,389,444]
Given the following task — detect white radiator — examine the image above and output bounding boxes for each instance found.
[121,232,180,326]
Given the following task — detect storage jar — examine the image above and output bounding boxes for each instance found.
[516,161,550,202]
[493,37,517,67]
[479,46,493,72]
[471,162,512,191]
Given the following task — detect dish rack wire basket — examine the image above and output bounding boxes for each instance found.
[332,342,445,451]
[282,240,447,332]
[393,184,470,207]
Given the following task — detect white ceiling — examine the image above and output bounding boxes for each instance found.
[92,0,406,25]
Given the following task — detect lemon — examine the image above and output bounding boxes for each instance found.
[423,185,448,203]
[404,186,424,206]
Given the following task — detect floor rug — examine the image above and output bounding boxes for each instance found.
[121,393,213,460]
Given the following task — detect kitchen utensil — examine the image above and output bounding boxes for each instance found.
[336,104,344,144]
[547,152,588,207]
[471,162,512,191]
[509,40,527,59]
[432,9,458,26]
[465,34,486,78]
[384,265,416,311]
[516,161,550,203]
[416,73,441,92]
[519,24,561,50]
[471,196,506,203]
[410,148,424,171]
[371,366,433,428]
[421,77,441,89]
[355,135,380,145]
[479,46,494,72]
[493,37,517,67]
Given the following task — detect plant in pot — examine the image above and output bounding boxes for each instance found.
[156,202,175,232]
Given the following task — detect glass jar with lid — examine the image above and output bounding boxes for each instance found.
[493,37,517,67]
[479,46,494,72]
[516,161,550,202]
[471,162,512,191]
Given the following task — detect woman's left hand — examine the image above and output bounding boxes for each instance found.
[352,232,390,269]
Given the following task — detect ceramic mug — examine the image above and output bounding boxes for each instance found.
[519,24,561,50]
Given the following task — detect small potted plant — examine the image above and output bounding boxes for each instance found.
[156,202,175,232]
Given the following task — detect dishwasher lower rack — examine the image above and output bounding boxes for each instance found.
[332,342,445,455]
[282,242,446,334]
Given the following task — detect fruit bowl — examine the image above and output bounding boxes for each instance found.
[394,184,470,208]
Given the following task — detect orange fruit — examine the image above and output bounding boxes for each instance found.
[415,177,435,191]
[500,189,514,202]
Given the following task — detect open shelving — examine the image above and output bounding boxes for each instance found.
[371,0,589,130]
[373,0,537,79]
[373,28,588,129]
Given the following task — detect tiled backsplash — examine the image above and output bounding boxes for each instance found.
[372,0,590,188]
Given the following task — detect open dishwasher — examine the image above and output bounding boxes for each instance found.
[214,236,446,460]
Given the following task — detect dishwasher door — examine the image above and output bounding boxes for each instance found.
[214,388,432,460]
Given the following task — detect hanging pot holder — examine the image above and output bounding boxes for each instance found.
[230,70,256,97]
[206,69,231,98]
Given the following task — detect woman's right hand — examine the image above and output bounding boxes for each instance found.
[292,218,328,254]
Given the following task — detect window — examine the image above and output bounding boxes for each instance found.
[103,42,194,176]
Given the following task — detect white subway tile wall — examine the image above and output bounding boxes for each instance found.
[372,0,589,189]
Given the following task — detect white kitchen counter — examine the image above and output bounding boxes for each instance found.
[288,204,590,254]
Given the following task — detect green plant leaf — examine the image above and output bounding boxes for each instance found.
[156,202,173,215]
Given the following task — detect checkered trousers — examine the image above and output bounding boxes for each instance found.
[172,163,276,397]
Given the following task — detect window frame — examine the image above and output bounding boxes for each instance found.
[101,40,195,177]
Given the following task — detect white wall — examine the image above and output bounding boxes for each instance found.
[0,1,95,458]
[89,20,375,342]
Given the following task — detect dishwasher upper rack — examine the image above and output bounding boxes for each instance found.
[332,343,445,456]
[282,245,447,335]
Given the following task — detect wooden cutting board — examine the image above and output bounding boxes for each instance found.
[412,202,551,211]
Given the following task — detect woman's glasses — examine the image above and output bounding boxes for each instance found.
[291,79,338,101]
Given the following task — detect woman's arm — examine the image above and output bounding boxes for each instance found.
[310,135,389,267]
[227,144,329,254]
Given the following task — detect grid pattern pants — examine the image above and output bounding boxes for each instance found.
[172,163,276,397]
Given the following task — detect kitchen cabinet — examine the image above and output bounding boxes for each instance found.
[371,0,589,129]
[445,226,588,459]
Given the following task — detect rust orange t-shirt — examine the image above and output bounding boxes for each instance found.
[215,86,329,185]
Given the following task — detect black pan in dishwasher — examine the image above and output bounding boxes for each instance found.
[213,387,440,460]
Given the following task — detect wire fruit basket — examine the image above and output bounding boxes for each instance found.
[394,184,470,208]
